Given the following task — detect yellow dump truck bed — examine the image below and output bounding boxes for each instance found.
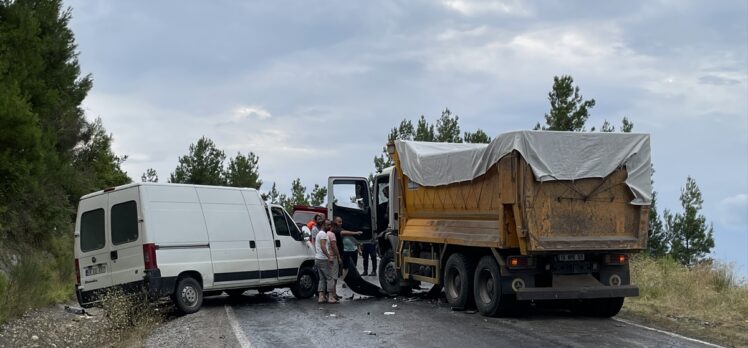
[392,131,651,254]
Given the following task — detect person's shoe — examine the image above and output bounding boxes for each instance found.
[318,295,327,304]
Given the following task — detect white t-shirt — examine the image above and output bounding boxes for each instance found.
[315,230,329,260]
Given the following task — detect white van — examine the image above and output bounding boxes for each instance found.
[74,182,317,314]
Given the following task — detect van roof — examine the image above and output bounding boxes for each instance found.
[80,182,260,200]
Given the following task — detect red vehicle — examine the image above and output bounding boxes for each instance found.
[291,205,326,229]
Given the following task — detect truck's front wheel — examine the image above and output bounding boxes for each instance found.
[379,250,410,295]
[444,253,475,309]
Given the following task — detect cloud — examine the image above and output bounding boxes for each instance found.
[717,194,748,231]
[699,75,741,86]
[442,0,531,17]
[232,105,272,120]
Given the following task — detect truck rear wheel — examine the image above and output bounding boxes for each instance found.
[473,255,523,317]
[291,266,317,299]
[379,250,410,295]
[172,276,203,315]
[444,253,475,309]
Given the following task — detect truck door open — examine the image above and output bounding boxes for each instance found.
[327,177,374,242]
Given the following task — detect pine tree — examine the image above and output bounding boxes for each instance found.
[374,119,415,173]
[463,129,492,143]
[535,75,595,131]
[309,184,327,206]
[664,177,715,265]
[141,168,158,183]
[225,152,262,189]
[647,191,668,257]
[169,137,226,185]
[0,0,129,243]
[286,178,309,211]
[414,115,435,141]
[435,108,462,143]
[262,182,281,203]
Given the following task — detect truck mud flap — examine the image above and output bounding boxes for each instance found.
[515,285,639,301]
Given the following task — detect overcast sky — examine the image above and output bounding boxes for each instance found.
[65,0,747,275]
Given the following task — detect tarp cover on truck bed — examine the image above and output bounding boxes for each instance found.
[395,130,652,205]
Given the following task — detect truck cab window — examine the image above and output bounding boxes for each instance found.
[80,209,105,252]
[111,201,138,245]
[332,181,369,211]
[271,207,290,236]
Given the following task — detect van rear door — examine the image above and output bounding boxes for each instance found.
[76,194,113,292]
[108,186,144,287]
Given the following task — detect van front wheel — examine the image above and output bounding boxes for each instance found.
[172,277,203,314]
[291,267,317,299]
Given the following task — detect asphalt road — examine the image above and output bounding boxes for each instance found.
[147,267,718,348]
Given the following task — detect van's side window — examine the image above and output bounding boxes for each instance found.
[271,207,290,236]
[111,201,138,245]
[80,209,105,252]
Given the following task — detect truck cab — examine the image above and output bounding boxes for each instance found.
[326,167,398,246]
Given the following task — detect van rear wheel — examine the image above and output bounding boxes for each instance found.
[291,267,317,299]
[172,277,202,314]
[444,253,475,309]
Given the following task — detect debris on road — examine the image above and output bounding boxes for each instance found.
[392,304,398,308]
[64,305,86,315]
[363,330,376,335]
[384,312,395,315]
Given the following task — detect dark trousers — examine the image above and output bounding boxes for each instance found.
[343,251,358,269]
[362,244,377,273]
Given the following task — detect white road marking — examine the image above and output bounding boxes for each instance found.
[225,305,252,348]
[612,317,724,348]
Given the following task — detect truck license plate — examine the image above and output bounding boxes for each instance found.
[85,264,107,277]
[557,254,585,262]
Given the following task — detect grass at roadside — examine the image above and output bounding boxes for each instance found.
[0,236,164,346]
[623,256,748,347]
[0,235,74,324]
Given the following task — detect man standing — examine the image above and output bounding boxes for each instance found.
[361,241,377,276]
[324,219,341,303]
[314,219,335,304]
[332,216,363,271]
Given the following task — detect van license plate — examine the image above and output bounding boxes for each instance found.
[85,264,107,277]
[557,254,585,262]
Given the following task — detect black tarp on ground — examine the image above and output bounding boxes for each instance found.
[342,256,386,297]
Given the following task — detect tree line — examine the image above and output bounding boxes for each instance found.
[142,136,327,214]
[0,0,130,246]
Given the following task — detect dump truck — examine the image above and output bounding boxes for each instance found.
[326,130,651,317]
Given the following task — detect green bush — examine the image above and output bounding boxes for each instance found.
[0,235,74,324]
